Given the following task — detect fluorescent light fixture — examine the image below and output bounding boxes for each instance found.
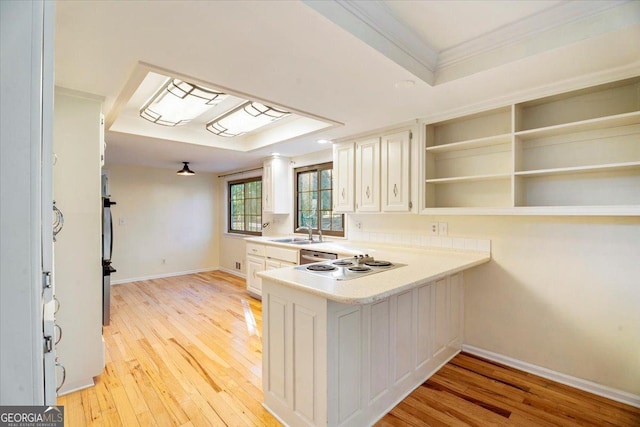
[140,79,227,126]
[206,101,290,137]
[317,139,332,144]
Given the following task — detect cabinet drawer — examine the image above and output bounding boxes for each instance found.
[266,246,299,264]
[246,243,266,257]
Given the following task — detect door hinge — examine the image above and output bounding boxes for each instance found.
[409,201,413,209]
[409,131,413,141]
[43,271,52,290]
[44,335,53,353]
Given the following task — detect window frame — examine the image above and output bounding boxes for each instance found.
[294,162,344,238]
[227,176,262,236]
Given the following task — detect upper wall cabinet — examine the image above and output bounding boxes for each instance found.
[381,130,412,212]
[334,129,414,214]
[263,155,290,214]
[422,76,640,216]
[333,142,356,212]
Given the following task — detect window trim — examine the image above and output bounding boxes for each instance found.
[227,176,262,236]
[294,162,344,237]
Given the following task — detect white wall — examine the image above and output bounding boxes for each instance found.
[107,164,219,283]
[346,213,640,396]
[53,89,105,394]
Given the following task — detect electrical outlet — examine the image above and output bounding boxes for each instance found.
[429,222,438,236]
[355,221,362,229]
[118,217,125,226]
[438,222,448,236]
[235,262,241,270]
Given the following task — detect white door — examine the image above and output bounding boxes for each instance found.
[0,0,56,405]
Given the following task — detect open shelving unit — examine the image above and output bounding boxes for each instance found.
[422,76,640,215]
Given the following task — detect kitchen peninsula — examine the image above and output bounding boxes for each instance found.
[257,243,490,427]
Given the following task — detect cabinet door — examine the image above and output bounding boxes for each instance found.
[263,156,291,214]
[263,160,274,212]
[246,255,265,296]
[333,142,355,212]
[356,138,380,212]
[381,131,411,212]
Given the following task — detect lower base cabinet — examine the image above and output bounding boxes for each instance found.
[262,273,463,427]
[246,242,298,298]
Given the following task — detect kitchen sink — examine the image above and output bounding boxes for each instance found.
[269,238,320,245]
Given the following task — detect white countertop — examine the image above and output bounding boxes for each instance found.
[255,240,491,304]
[245,236,365,257]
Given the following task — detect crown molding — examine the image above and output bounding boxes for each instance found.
[304,1,639,87]
[438,1,632,69]
[303,0,438,85]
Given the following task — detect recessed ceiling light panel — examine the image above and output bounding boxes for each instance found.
[206,101,290,137]
[140,79,227,126]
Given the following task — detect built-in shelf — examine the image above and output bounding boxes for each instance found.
[515,161,640,178]
[515,111,640,141]
[425,133,512,153]
[426,173,511,184]
[421,206,640,216]
[421,76,640,215]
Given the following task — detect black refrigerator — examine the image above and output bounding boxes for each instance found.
[102,174,116,326]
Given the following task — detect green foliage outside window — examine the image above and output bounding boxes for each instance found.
[295,163,343,237]
[228,178,262,235]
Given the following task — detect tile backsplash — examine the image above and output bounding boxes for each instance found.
[348,231,491,253]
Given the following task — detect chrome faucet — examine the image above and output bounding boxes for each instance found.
[296,225,313,241]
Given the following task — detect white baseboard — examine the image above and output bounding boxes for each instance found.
[462,345,640,409]
[217,267,246,279]
[111,267,218,285]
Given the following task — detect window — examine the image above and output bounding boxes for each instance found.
[228,177,262,235]
[295,162,344,237]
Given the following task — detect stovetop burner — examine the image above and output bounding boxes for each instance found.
[348,266,372,272]
[364,260,392,267]
[307,264,337,272]
[296,255,406,281]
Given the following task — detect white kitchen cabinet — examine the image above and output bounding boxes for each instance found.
[333,142,355,212]
[334,131,413,214]
[262,273,463,427]
[381,130,412,212]
[246,255,266,297]
[355,138,380,212]
[263,155,290,214]
[266,259,296,270]
[422,76,640,215]
[246,242,298,298]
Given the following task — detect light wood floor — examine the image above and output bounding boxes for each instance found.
[58,271,640,426]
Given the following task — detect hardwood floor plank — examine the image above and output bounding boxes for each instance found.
[57,271,639,427]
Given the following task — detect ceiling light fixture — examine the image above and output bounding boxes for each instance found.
[317,139,332,144]
[140,79,227,126]
[206,101,290,137]
[176,162,195,176]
